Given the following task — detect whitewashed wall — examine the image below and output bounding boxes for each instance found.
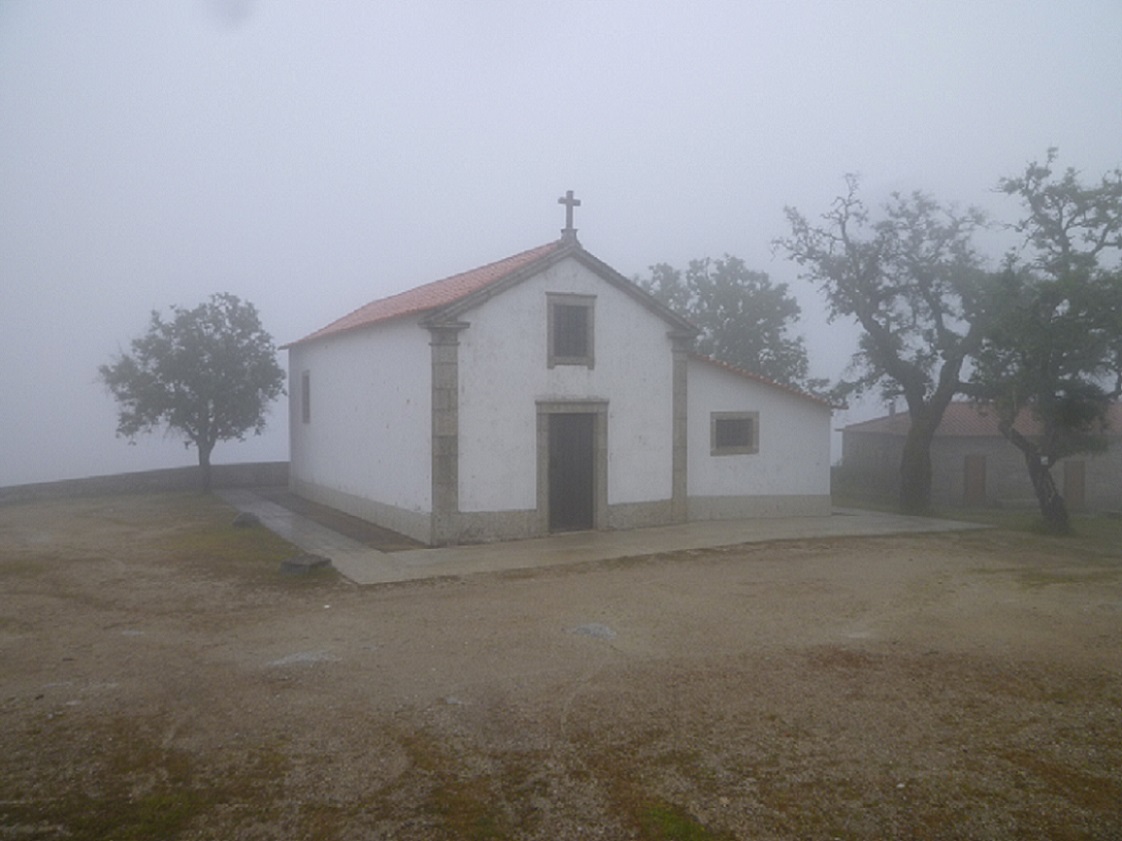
[457,257,676,513]
[288,318,431,513]
[687,359,831,499]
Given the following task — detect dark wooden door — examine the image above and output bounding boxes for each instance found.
[964,454,986,507]
[549,413,595,532]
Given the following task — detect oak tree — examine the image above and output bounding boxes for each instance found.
[968,151,1122,532]
[99,293,285,491]
[776,179,991,514]
[638,255,813,389]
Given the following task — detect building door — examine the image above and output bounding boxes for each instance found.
[1064,460,1086,510]
[548,413,595,532]
[964,454,986,507]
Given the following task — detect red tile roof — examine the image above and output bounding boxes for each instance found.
[844,401,1122,437]
[691,353,833,408]
[286,240,565,346]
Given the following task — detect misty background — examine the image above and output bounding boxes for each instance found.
[2,0,1120,487]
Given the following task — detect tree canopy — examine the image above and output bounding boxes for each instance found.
[775,178,992,514]
[99,293,286,490]
[637,255,813,389]
[968,151,1122,532]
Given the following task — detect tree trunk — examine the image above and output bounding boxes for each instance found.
[899,415,937,515]
[1000,423,1072,535]
[197,442,214,492]
[896,364,961,516]
[1023,452,1071,534]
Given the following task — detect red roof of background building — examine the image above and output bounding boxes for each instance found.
[285,240,565,347]
[843,401,1122,437]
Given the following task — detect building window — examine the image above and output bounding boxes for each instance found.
[710,411,758,455]
[301,370,311,423]
[548,294,595,368]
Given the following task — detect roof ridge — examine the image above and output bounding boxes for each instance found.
[284,239,565,347]
[690,352,832,408]
[404,238,565,298]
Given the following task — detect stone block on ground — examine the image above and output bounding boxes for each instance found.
[280,553,333,575]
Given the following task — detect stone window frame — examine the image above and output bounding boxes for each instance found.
[547,293,596,369]
[710,411,759,456]
[300,370,311,424]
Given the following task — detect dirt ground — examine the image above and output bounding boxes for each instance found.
[1,493,1120,840]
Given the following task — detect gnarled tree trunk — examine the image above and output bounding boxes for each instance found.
[1023,451,1071,534]
[1001,423,1071,534]
[899,415,937,515]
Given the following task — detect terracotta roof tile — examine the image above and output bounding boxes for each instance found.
[287,240,564,346]
[844,401,1122,437]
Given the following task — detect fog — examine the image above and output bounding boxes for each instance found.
[2,0,1120,486]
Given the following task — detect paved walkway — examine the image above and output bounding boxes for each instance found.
[217,489,987,586]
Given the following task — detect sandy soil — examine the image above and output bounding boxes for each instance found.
[1,493,1120,840]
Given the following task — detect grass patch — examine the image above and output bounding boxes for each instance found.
[154,493,292,557]
[638,800,735,840]
[133,492,336,586]
[574,732,740,841]
[0,716,301,841]
[53,787,205,841]
[1012,567,1122,589]
[1000,748,1122,811]
[944,507,1122,558]
[2,718,207,841]
[154,516,296,571]
[0,555,55,578]
[397,731,511,840]
[838,493,1122,563]
[946,508,1122,561]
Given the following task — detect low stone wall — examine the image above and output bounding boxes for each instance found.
[0,462,289,505]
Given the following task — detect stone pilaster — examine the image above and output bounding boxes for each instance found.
[428,322,468,545]
[669,331,694,522]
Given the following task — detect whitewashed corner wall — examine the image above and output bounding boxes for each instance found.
[686,359,831,515]
[287,318,432,522]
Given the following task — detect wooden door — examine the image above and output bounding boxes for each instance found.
[549,413,595,532]
[964,454,986,507]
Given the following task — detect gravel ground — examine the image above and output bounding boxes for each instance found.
[1,493,1120,840]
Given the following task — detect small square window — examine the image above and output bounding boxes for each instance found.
[711,412,758,455]
[548,294,595,368]
[554,305,589,357]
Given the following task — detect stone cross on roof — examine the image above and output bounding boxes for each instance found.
[558,190,581,240]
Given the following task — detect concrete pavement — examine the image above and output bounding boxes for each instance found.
[216,488,987,586]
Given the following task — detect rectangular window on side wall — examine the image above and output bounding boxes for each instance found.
[301,370,311,424]
[710,411,758,455]
[547,293,595,368]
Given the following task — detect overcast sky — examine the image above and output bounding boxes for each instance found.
[2,0,1120,486]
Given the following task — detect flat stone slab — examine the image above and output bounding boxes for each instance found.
[218,489,989,586]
